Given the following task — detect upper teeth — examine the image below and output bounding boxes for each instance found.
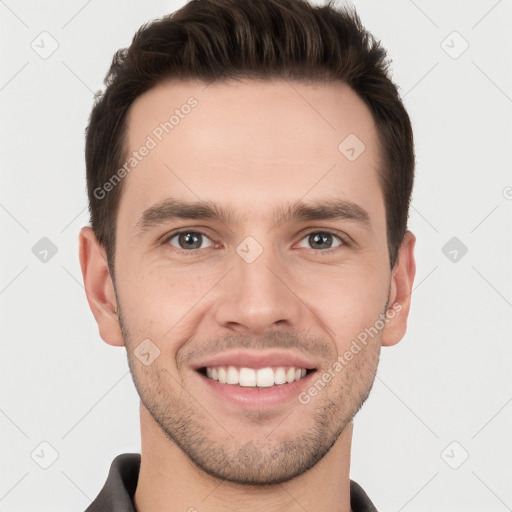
[205,366,307,387]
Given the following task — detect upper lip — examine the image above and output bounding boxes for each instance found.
[192,350,319,371]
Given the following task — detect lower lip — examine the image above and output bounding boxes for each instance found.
[197,371,315,408]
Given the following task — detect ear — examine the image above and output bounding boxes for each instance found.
[78,226,125,347]
[381,230,416,347]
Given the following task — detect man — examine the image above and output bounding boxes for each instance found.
[79,0,416,510]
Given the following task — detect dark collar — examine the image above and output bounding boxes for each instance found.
[85,453,378,512]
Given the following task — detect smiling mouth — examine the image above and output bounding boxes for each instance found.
[198,365,316,388]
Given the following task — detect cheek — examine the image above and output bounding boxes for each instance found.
[116,235,390,346]
[295,261,389,343]
[116,259,217,346]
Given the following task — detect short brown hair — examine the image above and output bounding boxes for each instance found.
[85,0,414,272]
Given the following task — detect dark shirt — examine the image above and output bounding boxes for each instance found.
[85,453,378,512]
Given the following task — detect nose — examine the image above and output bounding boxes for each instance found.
[212,242,304,335]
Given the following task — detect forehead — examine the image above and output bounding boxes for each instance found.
[119,78,383,229]
[125,78,378,160]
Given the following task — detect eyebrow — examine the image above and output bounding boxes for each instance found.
[134,197,372,235]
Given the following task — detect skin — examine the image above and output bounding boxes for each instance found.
[79,79,416,512]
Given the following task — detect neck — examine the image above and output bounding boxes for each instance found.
[133,405,354,512]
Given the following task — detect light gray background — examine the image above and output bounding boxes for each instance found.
[1,0,511,510]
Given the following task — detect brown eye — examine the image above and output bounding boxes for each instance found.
[297,232,343,251]
[167,231,213,251]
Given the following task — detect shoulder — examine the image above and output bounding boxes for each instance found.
[84,453,141,512]
[350,479,379,512]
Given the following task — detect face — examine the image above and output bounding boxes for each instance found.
[84,78,414,485]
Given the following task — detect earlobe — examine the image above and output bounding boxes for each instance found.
[78,226,125,347]
[381,230,416,347]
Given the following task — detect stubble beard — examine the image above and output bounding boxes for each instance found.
[138,387,354,485]
[117,303,381,485]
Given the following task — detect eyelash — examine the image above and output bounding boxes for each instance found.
[160,229,349,255]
